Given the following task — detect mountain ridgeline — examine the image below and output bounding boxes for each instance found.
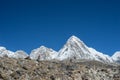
[0,36,120,64]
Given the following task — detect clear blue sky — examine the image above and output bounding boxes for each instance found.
[0,0,120,56]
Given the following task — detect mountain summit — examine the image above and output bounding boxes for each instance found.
[0,47,28,59]
[58,36,114,63]
[30,46,58,61]
[58,36,96,60]
[0,35,119,64]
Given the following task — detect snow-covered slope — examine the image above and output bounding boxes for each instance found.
[58,36,114,63]
[112,51,120,63]
[14,50,29,59]
[0,46,15,57]
[88,48,113,63]
[0,46,28,59]
[30,46,58,60]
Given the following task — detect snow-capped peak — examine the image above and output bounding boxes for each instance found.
[58,36,96,60]
[30,46,58,60]
[0,46,6,50]
[14,50,29,59]
[112,51,120,62]
[0,46,14,57]
[0,46,28,59]
[58,35,114,63]
[67,35,85,45]
[68,35,82,41]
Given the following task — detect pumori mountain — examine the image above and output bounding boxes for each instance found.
[0,35,120,64]
[58,36,114,63]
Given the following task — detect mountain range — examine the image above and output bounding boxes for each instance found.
[0,36,120,64]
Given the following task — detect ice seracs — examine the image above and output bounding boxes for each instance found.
[30,46,58,60]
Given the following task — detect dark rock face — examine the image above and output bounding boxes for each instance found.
[0,57,120,80]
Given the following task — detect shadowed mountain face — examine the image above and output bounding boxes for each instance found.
[0,36,120,64]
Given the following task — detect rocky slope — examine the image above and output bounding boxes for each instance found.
[0,57,120,80]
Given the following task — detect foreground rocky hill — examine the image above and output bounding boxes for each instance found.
[0,57,120,80]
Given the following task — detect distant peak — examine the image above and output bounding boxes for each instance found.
[0,46,6,50]
[70,35,77,38]
[40,46,47,49]
[67,35,83,43]
[112,51,120,57]
[112,51,120,61]
[69,35,79,39]
[69,35,79,40]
